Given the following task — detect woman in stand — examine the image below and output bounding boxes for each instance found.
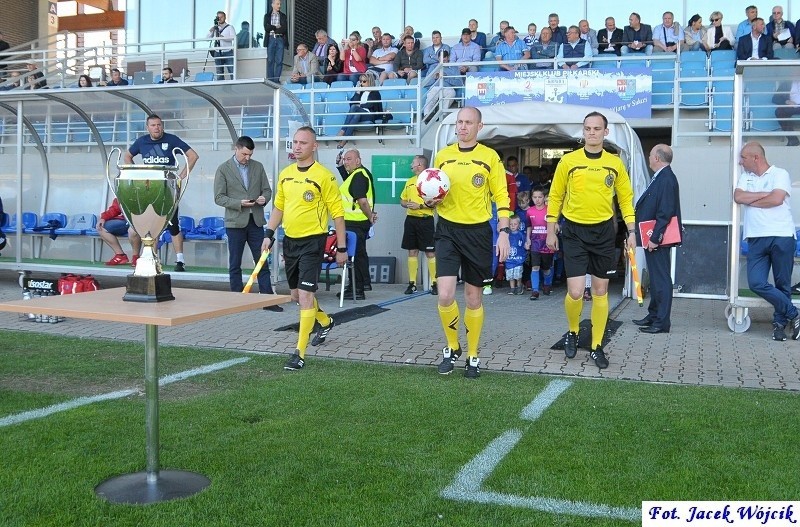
[78,74,93,87]
[322,43,343,84]
[336,32,367,84]
[336,74,382,149]
[705,11,734,52]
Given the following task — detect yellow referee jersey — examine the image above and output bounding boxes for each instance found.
[546,148,635,225]
[274,162,345,238]
[400,175,433,218]
[433,143,511,224]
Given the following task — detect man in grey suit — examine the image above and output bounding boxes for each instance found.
[214,135,282,311]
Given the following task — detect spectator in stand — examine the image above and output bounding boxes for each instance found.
[598,17,624,56]
[557,26,593,69]
[706,11,735,52]
[496,26,530,71]
[78,74,93,88]
[422,50,462,118]
[289,42,320,85]
[451,28,482,73]
[98,198,142,267]
[369,33,397,79]
[103,67,128,87]
[468,19,488,59]
[0,70,20,90]
[530,27,559,69]
[579,20,599,55]
[337,32,368,84]
[653,11,683,53]
[487,21,509,55]
[158,67,178,84]
[523,24,538,48]
[24,62,47,89]
[335,74,382,149]
[683,14,708,52]
[737,18,774,60]
[264,0,288,83]
[208,10,236,80]
[766,6,794,49]
[321,43,343,84]
[776,80,800,146]
[394,26,420,50]
[735,5,759,43]
[547,13,568,46]
[382,34,423,83]
[422,30,451,74]
[622,13,653,55]
[312,30,337,67]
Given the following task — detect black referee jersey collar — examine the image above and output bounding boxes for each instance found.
[583,148,603,159]
[296,161,315,172]
[457,144,478,153]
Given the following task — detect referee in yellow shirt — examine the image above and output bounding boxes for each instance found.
[428,106,511,379]
[400,154,437,295]
[546,112,636,370]
[262,127,347,370]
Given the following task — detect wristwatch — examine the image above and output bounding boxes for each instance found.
[499,227,511,234]
[337,247,348,253]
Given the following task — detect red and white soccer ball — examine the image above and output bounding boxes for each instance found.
[416,168,450,202]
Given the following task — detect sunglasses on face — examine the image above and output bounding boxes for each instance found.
[711,18,720,22]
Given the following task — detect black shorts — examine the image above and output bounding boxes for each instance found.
[168,207,180,236]
[283,233,327,292]
[434,217,492,287]
[561,218,617,279]
[530,251,554,270]
[401,215,435,252]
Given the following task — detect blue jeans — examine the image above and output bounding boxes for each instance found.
[215,50,234,80]
[746,236,798,326]
[336,73,361,84]
[226,216,274,294]
[340,106,374,136]
[267,36,284,82]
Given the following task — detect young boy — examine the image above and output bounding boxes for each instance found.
[525,187,554,300]
[515,190,532,289]
[505,215,527,294]
[523,23,538,46]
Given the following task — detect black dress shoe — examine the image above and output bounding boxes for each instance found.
[632,317,654,326]
[263,305,284,312]
[337,290,366,300]
[639,325,669,334]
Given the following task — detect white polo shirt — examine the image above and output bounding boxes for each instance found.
[736,165,795,239]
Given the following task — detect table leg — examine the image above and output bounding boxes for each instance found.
[94,324,210,504]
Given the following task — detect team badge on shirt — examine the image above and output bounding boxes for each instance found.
[472,174,485,188]
[161,143,169,151]
[303,190,315,202]
[605,172,615,188]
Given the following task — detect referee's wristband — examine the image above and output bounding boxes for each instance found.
[337,247,348,253]
[265,228,275,245]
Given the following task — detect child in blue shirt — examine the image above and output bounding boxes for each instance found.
[505,215,528,295]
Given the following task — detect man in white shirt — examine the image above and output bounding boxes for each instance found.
[207,11,236,80]
[734,141,800,341]
[369,33,397,76]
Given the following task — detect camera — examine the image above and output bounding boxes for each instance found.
[214,15,220,25]
[256,32,264,40]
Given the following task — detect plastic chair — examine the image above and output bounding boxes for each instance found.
[679,67,708,106]
[28,212,66,233]
[746,81,781,132]
[709,49,736,71]
[652,67,675,106]
[321,101,349,136]
[710,80,734,132]
[193,71,215,82]
[283,82,305,92]
[680,50,708,69]
[321,231,357,307]
[184,216,225,240]
[6,212,38,234]
[774,48,798,60]
[56,213,97,235]
[242,113,269,138]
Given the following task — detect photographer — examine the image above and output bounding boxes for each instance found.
[207,11,236,80]
[264,0,288,83]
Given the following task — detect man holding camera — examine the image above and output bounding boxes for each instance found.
[264,0,288,83]
[207,11,236,80]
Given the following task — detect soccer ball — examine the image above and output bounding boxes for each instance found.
[416,168,450,202]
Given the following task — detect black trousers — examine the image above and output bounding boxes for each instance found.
[645,246,673,329]
[345,220,371,292]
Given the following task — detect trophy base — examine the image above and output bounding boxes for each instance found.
[123,274,175,303]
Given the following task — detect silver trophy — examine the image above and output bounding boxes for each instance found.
[106,147,189,302]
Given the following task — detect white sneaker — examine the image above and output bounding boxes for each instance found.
[483,285,493,295]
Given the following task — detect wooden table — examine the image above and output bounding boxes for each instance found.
[0,287,291,504]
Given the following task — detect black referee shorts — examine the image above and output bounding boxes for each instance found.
[401,215,435,252]
[434,217,492,287]
[561,218,617,279]
[283,233,327,292]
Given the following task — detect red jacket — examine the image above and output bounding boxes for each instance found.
[100,198,125,222]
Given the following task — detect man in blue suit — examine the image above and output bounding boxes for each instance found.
[632,144,682,334]
[736,18,774,60]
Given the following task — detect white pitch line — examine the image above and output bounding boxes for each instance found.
[440,378,639,522]
[0,357,250,428]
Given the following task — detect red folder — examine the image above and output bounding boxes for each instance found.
[639,216,681,246]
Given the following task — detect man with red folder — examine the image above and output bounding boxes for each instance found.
[633,144,682,334]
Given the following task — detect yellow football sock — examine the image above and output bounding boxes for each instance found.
[407,255,418,285]
[437,300,461,350]
[565,293,583,334]
[297,308,316,357]
[591,292,609,349]
[464,305,485,359]
[313,298,329,326]
[427,257,437,284]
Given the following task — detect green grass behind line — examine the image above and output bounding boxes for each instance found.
[1,330,798,527]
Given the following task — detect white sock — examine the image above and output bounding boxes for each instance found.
[176,252,185,263]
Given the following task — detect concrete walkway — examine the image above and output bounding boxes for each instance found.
[0,270,797,391]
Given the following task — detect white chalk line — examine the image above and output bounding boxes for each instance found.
[440,378,639,522]
[0,357,250,428]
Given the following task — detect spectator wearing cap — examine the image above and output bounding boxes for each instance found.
[450,28,481,74]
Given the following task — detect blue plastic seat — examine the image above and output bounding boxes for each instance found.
[711,80,734,132]
[321,101,349,136]
[184,216,225,240]
[56,213,97,235]
[283,82,305,92]
[28,212,67,234]
[6,212,38,233]
[652,68,675,106]
[679,67,708,106]
[193,71,215,82]
[746,81,781,132]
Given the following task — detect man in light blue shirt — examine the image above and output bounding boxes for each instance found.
[735,5,759,43]
[422,31,451,74]
[495,26,530,71]
[653,11,684,53]
[451,28,482,73]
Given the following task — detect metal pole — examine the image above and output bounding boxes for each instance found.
[144,323,159,483]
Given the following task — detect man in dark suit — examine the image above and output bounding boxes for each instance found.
[633,144,682,334]
[213,135,282,311]
[597,17,624,56]
[736,18,774,60]
[622,12,653,55]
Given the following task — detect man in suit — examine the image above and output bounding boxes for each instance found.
[598,17,624,56]
[213,135,283,311]
[622,12,653,55]
[737,18,774,60]
[633,144,682,334]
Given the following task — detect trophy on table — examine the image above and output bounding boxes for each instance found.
[106,147,189,302]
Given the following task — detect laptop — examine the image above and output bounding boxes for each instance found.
[133,71,154,85]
